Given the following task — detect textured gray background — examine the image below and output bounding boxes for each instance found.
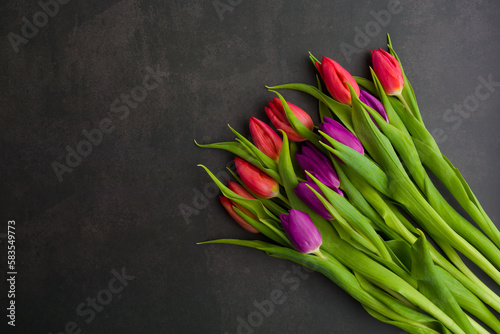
[1,0,500,333]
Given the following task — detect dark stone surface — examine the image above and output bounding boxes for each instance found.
[1,0,499,333]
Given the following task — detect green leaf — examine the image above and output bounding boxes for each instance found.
[387,240,413,271]
[194,139,262,168]
[330,158,402,241]
[369,67,411,137]
[389,95,440,154]
[349,83,409,182]
[363,306,447,334]
[304,182,381,256]
[362,94,426,191]
[319,132,390,196]
[308,52,320,66]
[319,230,466,334]
[228,125,280,175]
[316,75,334,122]
[349,87,500,286]
[414,139,500,249]
[268,90,321,145]
[354,76,377,95]
[277,132,338,249]
[233,207,291,247]
[266,83,354,132]
[442,154,500,247]
[435,266,500,334]
[306,171,393,262]
[386,35,423,123]
[343,169,418,244]
[226,167,288,216]
[199,238,446,334]
[410,138,500,269]
[410,231,476,334]
[357,273,453,334]
[198,164,277,221]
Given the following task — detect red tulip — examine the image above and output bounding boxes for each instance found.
[371,48,404,96]
[219,196,259,233]
[315,56,360,105]
[264,97,314,142]
[227,180,258,217]
[249,117,282,161]
[234,157,280,199]
[228,180,255,200]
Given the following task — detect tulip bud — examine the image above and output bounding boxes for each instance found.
[319,117,364,155]
[359,90,389,123]
[294,178,343,220]
[234,157,280,199]
[371,48,404,96]
[296,142,340,189]
[249,117,282,161]
[264,97,314,142]
[219,196,260,233]
[280,209,323,254]
[228,180,255,200]
[227,180,259,219]
[315,56,360,105]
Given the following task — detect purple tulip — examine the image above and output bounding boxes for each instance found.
[294,177,343,220]
[319,117,364,155]
[296,142,340,189]
[280,209,323,254]
[359,90,389,123]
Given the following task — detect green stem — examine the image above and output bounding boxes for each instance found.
[276,192,290,207]
[321,238,468,334]
[314,249,327,259]
[398,181,500,286]
[396,93,414,117]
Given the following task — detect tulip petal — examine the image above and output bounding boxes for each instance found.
[296,142,340,189]
[294,182,334,220]
[264,97,314,142]
[228,180,255,200]
[359,90,389,123]
[320,117,364,155]
[219,196,260,233]
[318,57,360,105]
[371,48,404,96]
[249,117,282,161]
[280,209,323,254]
[235,157,280,199]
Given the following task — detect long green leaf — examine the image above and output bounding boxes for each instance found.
[277,131,338,249]
[200,239,458,333]
[410,231,476,334]
[306,171,393,262]
[435,266,500,333]
[266,83,355,132]
[386,34,423,123]
[319,132,390,196]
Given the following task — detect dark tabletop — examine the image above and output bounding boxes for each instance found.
[1,1,500,333]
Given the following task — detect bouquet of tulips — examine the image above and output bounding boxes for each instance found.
[196,36,500,334]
